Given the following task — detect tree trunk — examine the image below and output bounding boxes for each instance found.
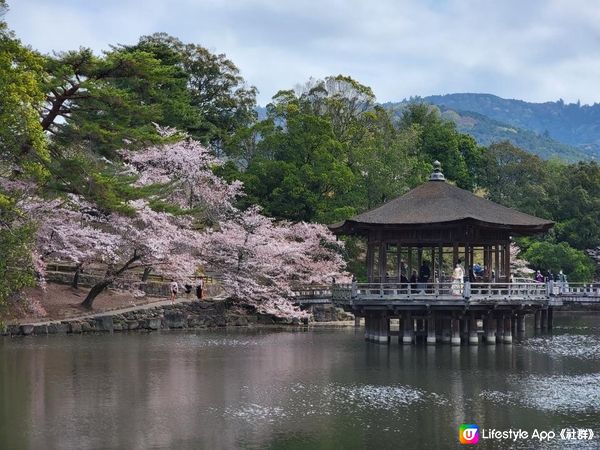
[142,267,152,282]
[80,251,140,309]
[72,263,83,289]
[81,278,113,309]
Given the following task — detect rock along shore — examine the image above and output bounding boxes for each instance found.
[1,300,353,337]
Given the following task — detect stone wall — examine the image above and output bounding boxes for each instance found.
[1,299,311,336]
[307,304,354,322]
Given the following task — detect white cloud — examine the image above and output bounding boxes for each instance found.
[6,0,600,105]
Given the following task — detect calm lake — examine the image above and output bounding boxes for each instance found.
[1,313,599,449]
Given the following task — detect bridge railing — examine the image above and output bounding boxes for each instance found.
[556,282,600,299]
[290,285,332,301]
[331,281,550,303]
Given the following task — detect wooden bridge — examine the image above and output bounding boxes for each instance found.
[292,281,600,305]
[291,281,600,346]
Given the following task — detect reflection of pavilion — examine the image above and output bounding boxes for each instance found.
[330,162,557,345]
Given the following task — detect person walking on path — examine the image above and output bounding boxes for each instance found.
[195,278,204,300]
[170,279,179,303]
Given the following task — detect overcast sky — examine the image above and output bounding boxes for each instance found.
[7,0,600,105]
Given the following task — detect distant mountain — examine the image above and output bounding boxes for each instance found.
[257,93,600,161]
[436,107,588,161]
[424,93,600,158]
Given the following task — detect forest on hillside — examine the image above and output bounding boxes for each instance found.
[1,0,599,318]
[424,93,600,157]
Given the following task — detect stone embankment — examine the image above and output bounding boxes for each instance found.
[2,300,352,336]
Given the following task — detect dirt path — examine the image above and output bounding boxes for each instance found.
[6,283,223,325]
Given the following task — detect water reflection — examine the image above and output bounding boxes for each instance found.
[0,314,599,449]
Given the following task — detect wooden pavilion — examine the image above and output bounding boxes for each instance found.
[331,161,553,284]
[330,161,556,346]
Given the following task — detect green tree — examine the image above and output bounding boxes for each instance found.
[479,141,553,219]
[399,103,482,190]
[129,33,258,149]
[550,161,600,249]
[0,190,36,309]
[0,1,48,177]
[42,47,177,157]
[522,241,594,282]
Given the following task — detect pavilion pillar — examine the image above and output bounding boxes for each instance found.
[503,315,513,344]
[402,313,414,344]
[366,243,374,283]
[438,245,443,282]
[494,244,500,282]
[379,242,386,283]
[534,310,542,330]
[483,245,489,279]
[469,314,479,345]
[504,242,511,282]
[453,243,459,267]
[464,243,470,278]
[442,319,452,343]
[451,318,461,346]
[484,316,495,344]
[496,314,504,343]
[427,314,436,345]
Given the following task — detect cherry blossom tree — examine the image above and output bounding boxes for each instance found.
[22,194,122,288]
[122,138,243,219]
[200,206,347,319]
[20,192,203,309]
[6,134,348,317]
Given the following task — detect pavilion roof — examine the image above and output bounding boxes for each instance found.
[330,162,554,236]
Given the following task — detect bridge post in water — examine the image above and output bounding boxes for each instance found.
[534,310,542,330]
[484,316,496,344]
[402,313,414,344]
[427,314,437,345]
[451,318,461,346]
[469,314,479,345]
[364,312,372,341]
[503,315,513,344]
[380,314,390,343]
[541,309,548,330]
[516,314,526,334]
[354,316,361,327]
[547,308,553,330]
[496,314,504,343]
[442,319,452,344]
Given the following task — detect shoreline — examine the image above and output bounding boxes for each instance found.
[1,298,356,337]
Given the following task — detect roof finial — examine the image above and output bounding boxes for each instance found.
[429,160,445,181]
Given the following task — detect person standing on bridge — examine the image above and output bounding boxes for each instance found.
[535,270,544,283]
[451,260,465,295]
